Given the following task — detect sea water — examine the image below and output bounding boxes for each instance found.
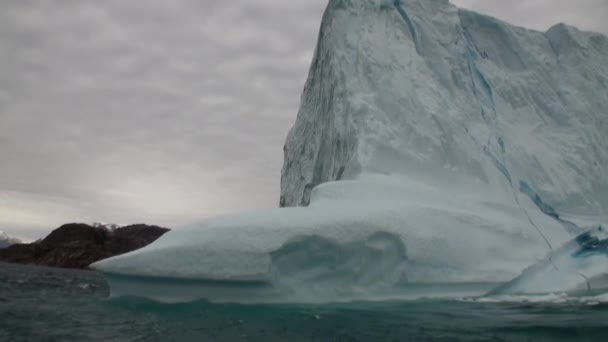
[1,262,607,341]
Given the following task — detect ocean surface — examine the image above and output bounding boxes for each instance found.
[1,262,607,342]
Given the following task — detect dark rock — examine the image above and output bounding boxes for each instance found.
[0,223,170,269]
[42,223,109,245]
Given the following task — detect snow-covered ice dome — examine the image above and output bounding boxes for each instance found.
[93,0,608,303]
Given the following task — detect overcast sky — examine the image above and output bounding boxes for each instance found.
[1,0,606,239]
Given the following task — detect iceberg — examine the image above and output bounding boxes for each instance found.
[94,178,570,302]
[93,0,608,303]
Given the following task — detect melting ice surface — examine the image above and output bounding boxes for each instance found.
[93,0,608,303]
[490,225,608,295]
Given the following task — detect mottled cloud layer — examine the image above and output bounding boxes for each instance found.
[452,0,608,34]
[1,0,606,239]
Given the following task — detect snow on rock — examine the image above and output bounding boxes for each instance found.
[93,0,607,303]
[0,231,22,249]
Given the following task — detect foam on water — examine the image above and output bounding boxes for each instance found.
[462,292,608,306]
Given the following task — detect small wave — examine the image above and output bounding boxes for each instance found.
[460,292,608,305]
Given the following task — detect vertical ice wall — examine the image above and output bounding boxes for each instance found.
[280,0,608,227]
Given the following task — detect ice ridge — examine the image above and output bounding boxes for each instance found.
[394,0,420,54]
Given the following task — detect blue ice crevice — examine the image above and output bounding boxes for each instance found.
[519,181,559,219]
[573,226,608,258]
[393,0,420,54]
[483,146,512,185]
[460,28,577,246]
[489,225,607,295]
[519,181,583,236]
[463,29,495,111]
[463,29,509,188]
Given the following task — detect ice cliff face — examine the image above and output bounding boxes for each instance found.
[281,0,608,224]
[93,0,608,303]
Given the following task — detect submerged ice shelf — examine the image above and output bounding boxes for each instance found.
[93,0,607,303]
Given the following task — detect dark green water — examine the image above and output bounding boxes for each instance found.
[1,262,607,342]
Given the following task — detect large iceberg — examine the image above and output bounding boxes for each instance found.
[93,0,608,303]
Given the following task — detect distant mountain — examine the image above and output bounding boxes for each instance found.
[0,231,22,249]
[0,223,170,269]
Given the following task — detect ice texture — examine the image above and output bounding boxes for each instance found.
[490,225,608,295]
[281,0,607,217]
[93,0,608,302]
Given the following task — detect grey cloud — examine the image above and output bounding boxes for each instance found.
[452,0,608,33]
[0,0,605,237]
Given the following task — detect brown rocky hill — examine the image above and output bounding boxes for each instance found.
[0,223,170,269]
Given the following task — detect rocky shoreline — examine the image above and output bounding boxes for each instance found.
[0,223,170,269]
